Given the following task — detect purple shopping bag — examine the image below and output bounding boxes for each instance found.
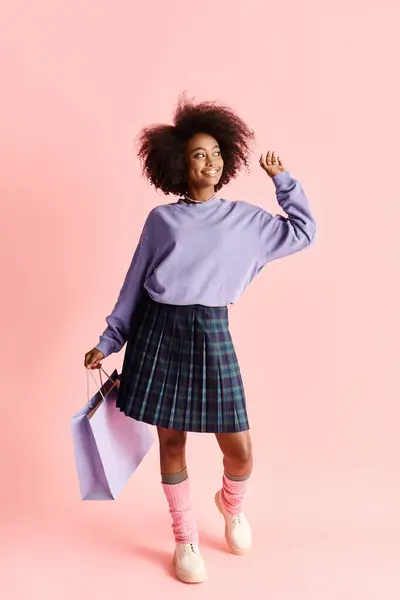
[71,368,154,500]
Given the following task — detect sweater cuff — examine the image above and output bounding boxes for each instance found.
[272,171,292,188]
[95,338,114,358]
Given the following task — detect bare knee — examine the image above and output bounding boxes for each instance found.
[227,444,253,471]
[217,432,253,474]
[158,428,187,459]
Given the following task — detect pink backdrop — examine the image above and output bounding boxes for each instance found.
[1,1,399,598]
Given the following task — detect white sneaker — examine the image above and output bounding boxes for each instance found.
[215,490,252,555]
[173,543,207,583]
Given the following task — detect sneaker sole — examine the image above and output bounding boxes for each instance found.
[173,553,207,584]
[214,491,250,556]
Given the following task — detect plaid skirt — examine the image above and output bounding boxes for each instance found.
[116,291,249,433]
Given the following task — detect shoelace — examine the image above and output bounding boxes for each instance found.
[182,543,197,556]
[232,513,243,526]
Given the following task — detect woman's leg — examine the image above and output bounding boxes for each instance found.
[216,430,253,483]
[158,427,206,583]
[158,426,188,478]
[214,430,253,554]
[158,426,196,542]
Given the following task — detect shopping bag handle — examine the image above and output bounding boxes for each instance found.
[87,369,106,408]
[100,366,112,380]
[86,367,115,408]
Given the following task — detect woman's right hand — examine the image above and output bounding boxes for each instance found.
[84,348,105,370]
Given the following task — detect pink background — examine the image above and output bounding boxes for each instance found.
[1,1,399,598]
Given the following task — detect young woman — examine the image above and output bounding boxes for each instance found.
[84,95,316,584]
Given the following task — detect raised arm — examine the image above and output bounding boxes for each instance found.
[258,157,316,266]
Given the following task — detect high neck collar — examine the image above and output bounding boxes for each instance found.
[177,195,222,210]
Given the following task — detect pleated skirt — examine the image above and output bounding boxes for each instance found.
[116,291,249,433]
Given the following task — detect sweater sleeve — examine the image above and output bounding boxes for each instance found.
[95,211,155,358]
[258,171,316,266]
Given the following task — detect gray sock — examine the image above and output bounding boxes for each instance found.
[161,467,188,485]
[224,471,251,482]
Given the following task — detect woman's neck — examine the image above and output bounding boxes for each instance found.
[185,186,216,203]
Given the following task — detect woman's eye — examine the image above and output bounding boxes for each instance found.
[194,150,220,159]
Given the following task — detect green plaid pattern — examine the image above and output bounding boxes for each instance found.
[116,292,249,433]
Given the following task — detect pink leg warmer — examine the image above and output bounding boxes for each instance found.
[161,478,199,544]
[221,474,248,516]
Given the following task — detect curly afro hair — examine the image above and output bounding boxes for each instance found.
[137,94,255,197]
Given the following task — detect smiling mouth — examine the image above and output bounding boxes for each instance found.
[202,169,220,176]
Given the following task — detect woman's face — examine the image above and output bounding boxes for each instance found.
[184,132,224,192]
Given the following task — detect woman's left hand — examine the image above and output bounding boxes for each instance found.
[259,150,286,177]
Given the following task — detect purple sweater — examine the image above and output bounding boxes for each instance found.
[96,171,316,357]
